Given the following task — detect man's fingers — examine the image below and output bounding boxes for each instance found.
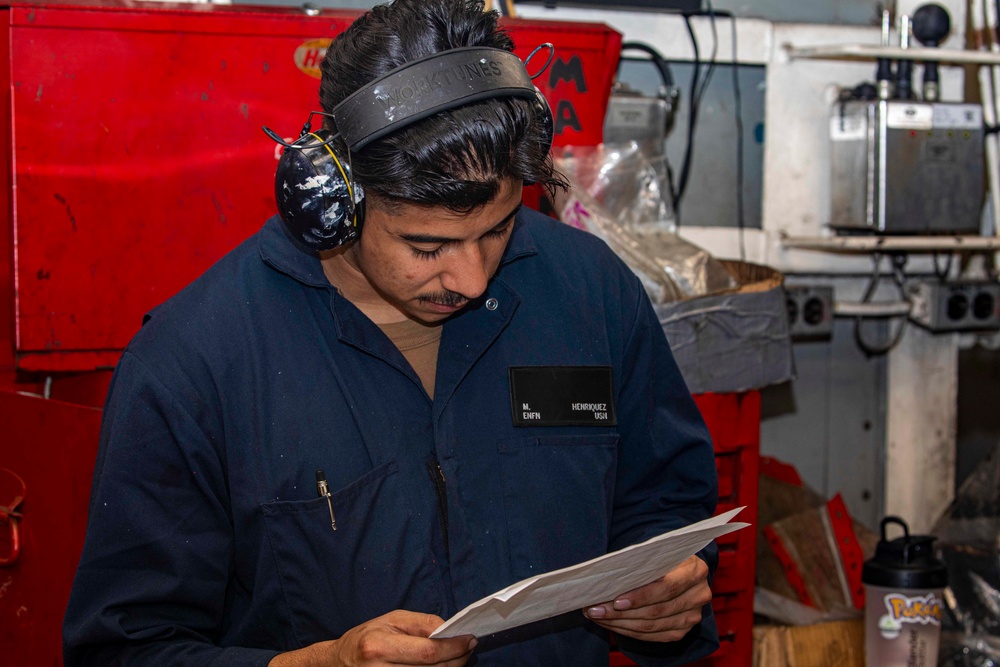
[348,611,475,665]
[385,612,476,664]
[588,578,712,623]
[372,633,474,665]
[438,647,478,667]
[585,555,710,620]
[582,555,712,644]
[591,606,704,639]
[615,556,709,611]
[587,581,708,643]
[384,611,448,638]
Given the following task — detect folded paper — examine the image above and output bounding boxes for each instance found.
[431,507,749,638]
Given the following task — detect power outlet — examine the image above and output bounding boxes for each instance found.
[908,281,1000,332]
[785,285,834,340]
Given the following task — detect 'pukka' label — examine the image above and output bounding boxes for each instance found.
[877,592,943,639]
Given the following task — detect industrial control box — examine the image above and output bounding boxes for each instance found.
[829,100,984,234]
[603,81,676,145]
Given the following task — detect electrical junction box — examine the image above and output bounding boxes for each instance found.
[829,100,984,234]
[908,281,1000,332]
[785,285,834,341]
[603,81,676,146]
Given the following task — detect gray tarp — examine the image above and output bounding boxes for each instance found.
[656,261,795,395]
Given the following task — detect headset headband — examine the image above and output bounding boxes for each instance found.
[332,47,539,151]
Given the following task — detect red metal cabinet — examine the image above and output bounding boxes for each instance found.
[0,2,621,665]
[2,0,621,373]
[693,391,760,667]
[610,391,761,667]
[0,386,105,666]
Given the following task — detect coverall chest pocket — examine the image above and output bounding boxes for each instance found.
[497,434,619,579]
[260,460,445,647]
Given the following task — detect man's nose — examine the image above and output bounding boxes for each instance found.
[440,244,489,300]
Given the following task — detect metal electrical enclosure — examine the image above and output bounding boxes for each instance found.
[829,100,984,234]
[908,281,1000,332]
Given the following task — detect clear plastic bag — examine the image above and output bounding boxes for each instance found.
[552,143,734,304]
[555,142,676,232]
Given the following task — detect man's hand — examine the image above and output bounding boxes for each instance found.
[582,554,712,643]
[268,610,476,667]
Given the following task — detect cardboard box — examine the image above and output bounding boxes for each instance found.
[655,261,794,394]
[752,619,865,667]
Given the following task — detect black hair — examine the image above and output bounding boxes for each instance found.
[319,0,565,212]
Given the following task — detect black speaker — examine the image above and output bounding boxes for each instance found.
[265,46,554,251]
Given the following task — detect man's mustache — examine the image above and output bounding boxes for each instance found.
[418,290,469,307]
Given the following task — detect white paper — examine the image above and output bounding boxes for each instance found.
[430,508,749,639]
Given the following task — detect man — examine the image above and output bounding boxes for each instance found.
[63,1,719,665]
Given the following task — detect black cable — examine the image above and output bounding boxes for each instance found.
[931,251,953,281]
[675,14,702,222]
[861,252,883,301]
[854,253,911,357]
[693,4,719,112]
[675,8,722,224]
[727,11,746,261]
[620,42,676,89]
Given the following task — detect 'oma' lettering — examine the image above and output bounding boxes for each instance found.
[547,56,586,135]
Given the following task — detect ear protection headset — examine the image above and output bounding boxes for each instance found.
[263,45,555,251]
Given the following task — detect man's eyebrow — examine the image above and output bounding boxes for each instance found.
[399,203,523,244]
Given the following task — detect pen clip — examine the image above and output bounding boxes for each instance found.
[315,469,337,531]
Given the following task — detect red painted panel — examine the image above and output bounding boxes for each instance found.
[1,8,14,373]
[0,387,104,667]
[10,4,360,360]
[505,17,622,147]
[6,0,620,372]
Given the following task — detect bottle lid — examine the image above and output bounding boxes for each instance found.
[862,516,948,589]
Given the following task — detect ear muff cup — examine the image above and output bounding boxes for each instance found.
[273,130,363,252]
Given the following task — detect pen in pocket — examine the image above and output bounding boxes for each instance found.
[315,469,337,531]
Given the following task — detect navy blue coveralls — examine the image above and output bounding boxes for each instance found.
[63,208,720,666]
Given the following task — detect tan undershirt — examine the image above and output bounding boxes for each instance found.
[377,318,443,398]
[320,250,442,396]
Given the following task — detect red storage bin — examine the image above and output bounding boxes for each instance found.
[692,391,759,667]
[610,391,760,667]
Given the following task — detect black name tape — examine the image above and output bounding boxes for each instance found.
[509,366,617,427]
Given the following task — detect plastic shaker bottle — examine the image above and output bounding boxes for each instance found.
[862,516,947,667]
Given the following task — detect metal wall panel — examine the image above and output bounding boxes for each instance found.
[759,319,888,531]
